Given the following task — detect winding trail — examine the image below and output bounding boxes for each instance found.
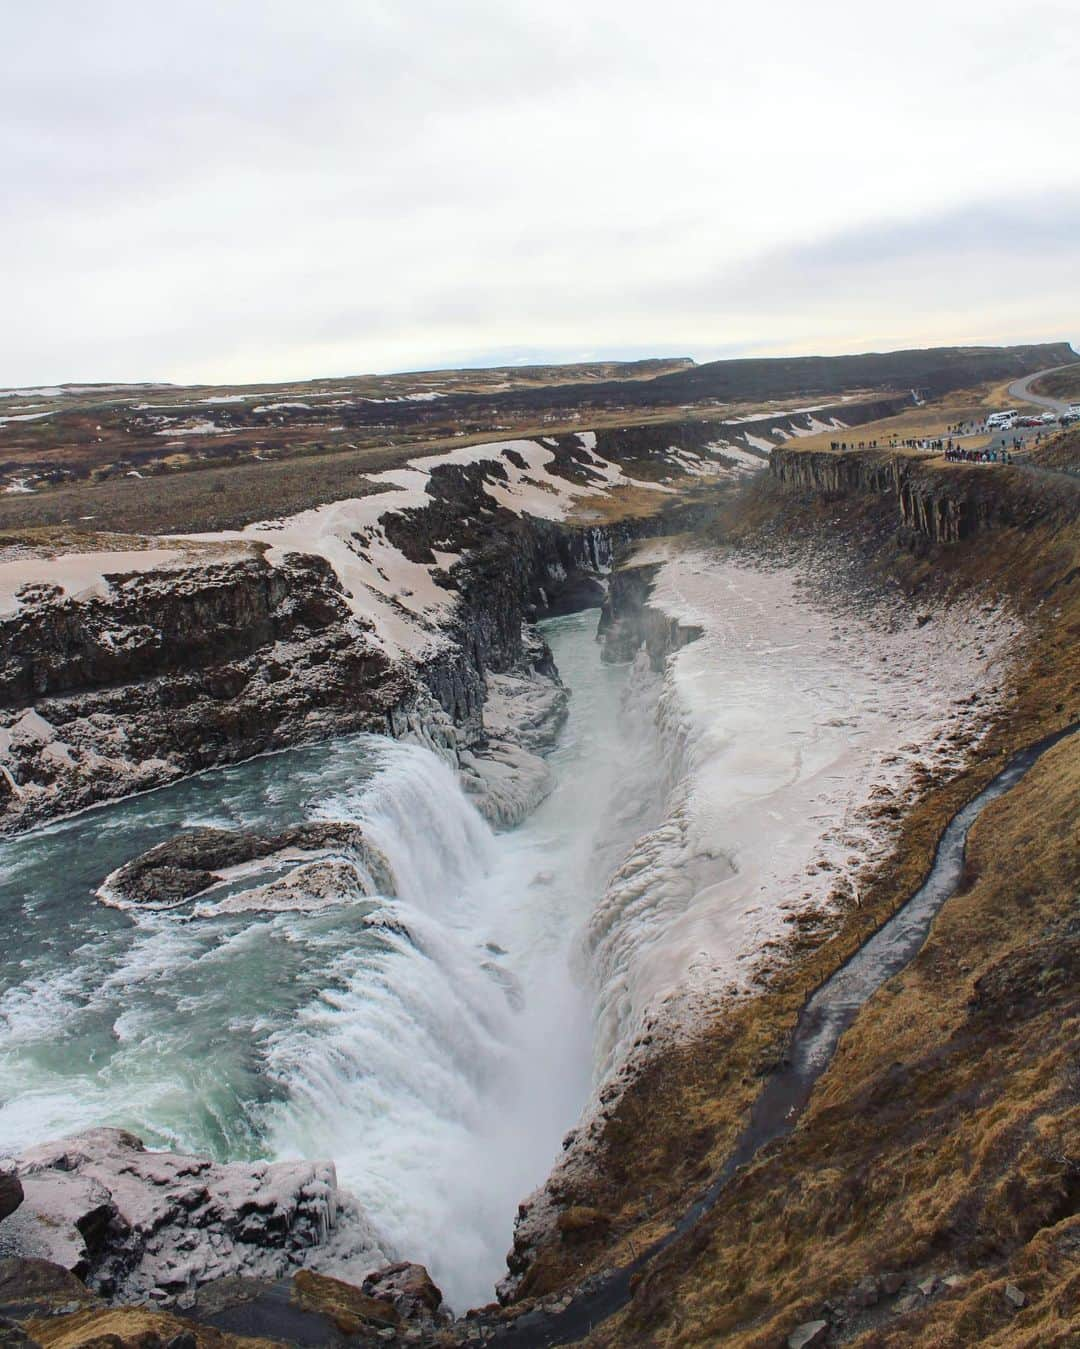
[486,718,1080,1347]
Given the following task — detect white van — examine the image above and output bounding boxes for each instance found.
[986,410,1018,429]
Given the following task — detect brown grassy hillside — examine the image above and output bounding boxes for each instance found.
[504,459,1079,1347]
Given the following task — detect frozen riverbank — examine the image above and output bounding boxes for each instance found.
[506,542,1023,1288]
[593,542,1022,1067]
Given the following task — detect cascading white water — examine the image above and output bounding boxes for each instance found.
[2,556,993,1314]
[0,611,663,1312]
[255,619,662,1307]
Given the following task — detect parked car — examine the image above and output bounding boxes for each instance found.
[1040,411,1059,424]
[986,410,1018,429]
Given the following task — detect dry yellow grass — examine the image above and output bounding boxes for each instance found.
[786,380,1022,454]
[26,1306,280,1349]
[599,730,1080,1347]
[509,466,1079,1342]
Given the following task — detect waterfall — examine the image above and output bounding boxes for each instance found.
[0,612,660,1313]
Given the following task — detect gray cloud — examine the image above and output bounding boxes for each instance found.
[2,0,1079,384]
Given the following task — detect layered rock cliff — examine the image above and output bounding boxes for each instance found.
[596,562,702,669]
[0,450,708,834]
[770,446,1078,544]
[0,551,404,832]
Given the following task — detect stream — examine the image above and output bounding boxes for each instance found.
[486,717,1080,1345]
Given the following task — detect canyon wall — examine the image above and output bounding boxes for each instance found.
[770,446,1073,544]
[0,452,704,833]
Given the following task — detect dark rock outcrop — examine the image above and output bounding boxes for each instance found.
[0,1174,22,1226]
[0,552,366,710]
[103,822,396,908]
[362,1261,445,1320]
[598,562,702,670]
[0,551,403,835]
[0,1315,38,1348]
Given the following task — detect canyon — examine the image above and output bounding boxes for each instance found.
[1,367,1078,1349]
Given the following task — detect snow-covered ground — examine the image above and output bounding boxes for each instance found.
[174,432,723,655]
[0,429,760,660]
[585,542,1021,1076]
[0,549,187,618]
[0,410,60,426]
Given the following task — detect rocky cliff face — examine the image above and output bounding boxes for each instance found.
[0,453,703,833]
[770,447,1074,545]
[0,551,403,832]
[3,1128,386,1303]
[597,563,702,669]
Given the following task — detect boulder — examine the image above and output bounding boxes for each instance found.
[362,1262,444,1319]
[0,1259,98,1320]
[290,1269,399,1334]
[1004,1283,1026,1309]
[0,1174,23,1225]
[100,822,396,910]
[788,1322,829,1349]
[3,1130,385,1304]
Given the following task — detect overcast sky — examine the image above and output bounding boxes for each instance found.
[3,0,1079,386]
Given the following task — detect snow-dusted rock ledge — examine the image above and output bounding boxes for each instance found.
[0,1128,387,1306]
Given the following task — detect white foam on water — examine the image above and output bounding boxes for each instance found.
[0,615,655,1311]
[255,658,650,1310]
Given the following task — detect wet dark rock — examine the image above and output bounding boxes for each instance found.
[598,563,701,670]
[186,1276,276,1320]
[0,1174,22,1225]
[362,1262,443,1320]
[0,1258,99,1320]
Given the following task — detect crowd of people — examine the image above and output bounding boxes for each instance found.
[944,444,1013,463]
[827,435,1014,459]
[825,417,1050,466]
